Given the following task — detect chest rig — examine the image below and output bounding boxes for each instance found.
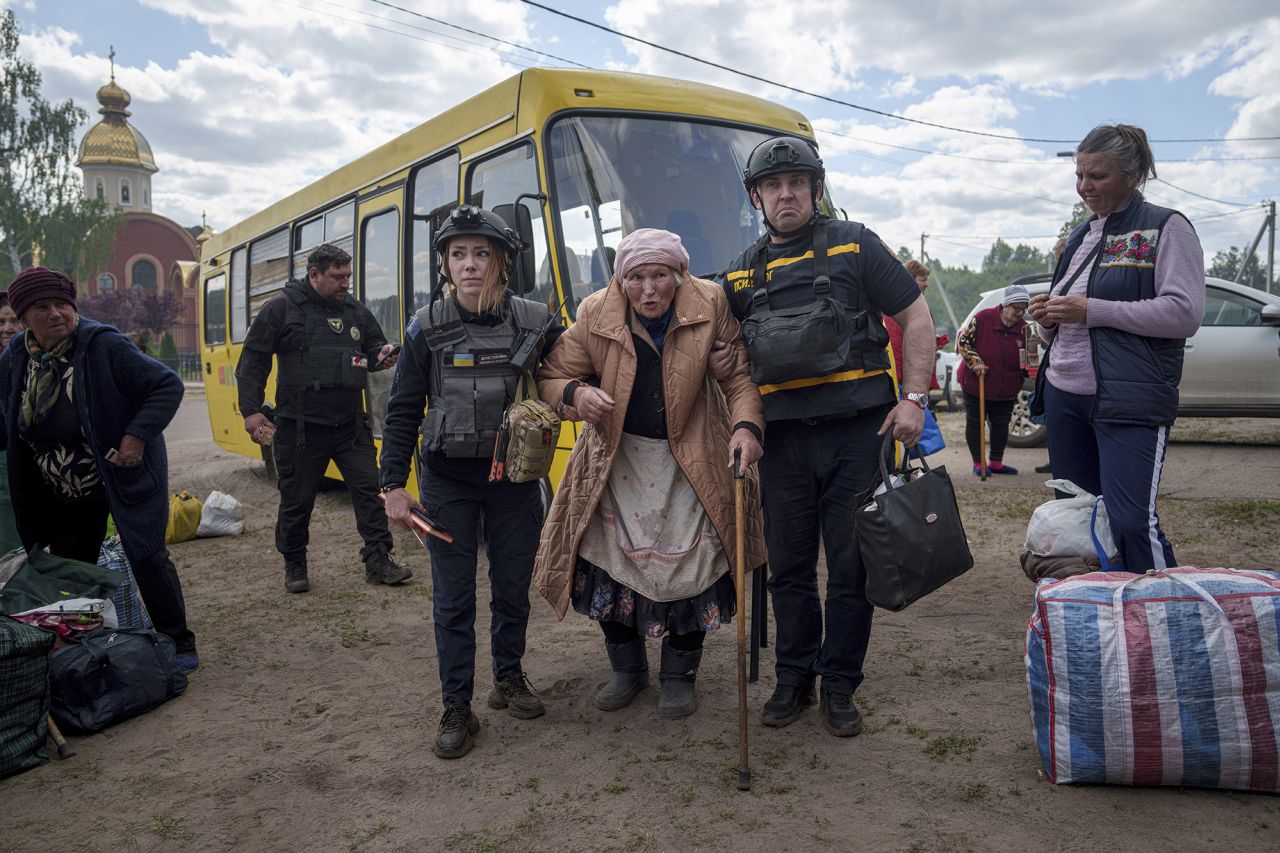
[418,296,548,458]
[739,218,888,388]
[275,286,367,393]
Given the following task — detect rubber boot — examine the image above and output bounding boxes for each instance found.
[657,637,701,719]
[594,637,649,711]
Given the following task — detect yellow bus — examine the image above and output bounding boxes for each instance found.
[198,68,824,490]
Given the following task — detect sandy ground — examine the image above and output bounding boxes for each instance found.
[3,390,1280,853]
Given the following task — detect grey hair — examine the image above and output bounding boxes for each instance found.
[1076,124,1157,189]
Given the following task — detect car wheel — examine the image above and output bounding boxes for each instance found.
[1006,388,1047,448]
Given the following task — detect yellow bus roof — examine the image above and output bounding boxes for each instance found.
[201,68,814,261]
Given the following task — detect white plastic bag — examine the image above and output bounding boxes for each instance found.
[1024,479,1120,564]
[197,490,245,537]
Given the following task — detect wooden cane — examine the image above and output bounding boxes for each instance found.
[978,372,988,480]
[47,715,75,760]
[733,449,750,792]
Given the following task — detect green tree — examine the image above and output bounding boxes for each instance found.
[0,10,121,277]
[1207,246,1266,290]
[1058,202,1089,238]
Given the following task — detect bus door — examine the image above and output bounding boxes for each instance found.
[200,268,239,443]
[356,187,404,437]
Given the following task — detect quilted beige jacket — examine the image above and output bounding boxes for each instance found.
[534,275,767,619]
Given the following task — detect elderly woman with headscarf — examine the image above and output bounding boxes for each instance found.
[956,283,1032,476]
[534,228,766,719]
[0,267,198,670]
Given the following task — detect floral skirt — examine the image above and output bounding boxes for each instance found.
[571,556,736,637]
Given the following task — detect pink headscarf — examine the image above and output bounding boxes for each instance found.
[613,228,689,284]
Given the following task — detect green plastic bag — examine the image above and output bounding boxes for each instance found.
[0,549,121,616]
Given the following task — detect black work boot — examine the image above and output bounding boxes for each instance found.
[657,637,701,719]
[594,637,649,711]
[365,550,412,585]
[487,671,546,719]
[434,700,480,759]
[761,683,815,727]
[819,687,863,737]
[284,560,310,594]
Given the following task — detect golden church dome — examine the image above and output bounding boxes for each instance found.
[76,76,158,172]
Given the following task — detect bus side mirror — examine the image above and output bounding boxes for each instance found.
[493,202,537,296]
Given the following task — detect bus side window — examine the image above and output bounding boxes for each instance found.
[409,152,460,320]
[362,207,400,438]
[230,247,248,343]
[204,273,227,347]
[466,144,554,309]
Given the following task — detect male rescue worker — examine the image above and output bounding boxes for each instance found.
[237,243,411,593]
[715,137,933,736]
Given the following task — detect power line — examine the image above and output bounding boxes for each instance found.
[519,0,1280,145]
[274,0,540,67]
[819,127,1280,166]
[1152,176,1254,208]
[365,0,589,68]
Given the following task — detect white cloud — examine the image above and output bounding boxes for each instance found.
[19,0,535,228]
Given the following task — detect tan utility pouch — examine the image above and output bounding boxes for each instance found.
[490,374,560,483]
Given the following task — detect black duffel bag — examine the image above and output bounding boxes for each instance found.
[49,627,188,734]
[854,433,973,611]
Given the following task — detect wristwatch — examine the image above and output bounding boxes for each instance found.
[904,392,929,411]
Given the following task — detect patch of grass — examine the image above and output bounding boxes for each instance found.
[676,787,695,805]
[903,723,929,740]
[625,835,656,851]
[908,661,925,677]
[603,782,629,794]
[520,776,540,791]
[1208,499,1280,528]
[149,815,193,841]
[959,781,988,800]
[923,733,982,762]
[769,783,795,795]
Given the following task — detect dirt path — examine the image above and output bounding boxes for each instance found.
[4,399,1279,852]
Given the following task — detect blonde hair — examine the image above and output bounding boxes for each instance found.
[904,259,931,279]
[445,237,511,314]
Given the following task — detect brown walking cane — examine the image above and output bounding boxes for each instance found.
[978,372,988,480]
[48,715,75,760]
[733,448,751,791]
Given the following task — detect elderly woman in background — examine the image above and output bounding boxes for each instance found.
[534,228,766,719]
[0,267,198,669]
[956,284,1031,476]
[0,291,20,552]
[1029,124,1204,573]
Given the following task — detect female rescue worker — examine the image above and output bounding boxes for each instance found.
[379,205,565,760]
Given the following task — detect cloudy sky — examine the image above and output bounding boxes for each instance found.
[9,0,1280,271]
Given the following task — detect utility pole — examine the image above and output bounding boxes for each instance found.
[1267,200,1275,294]
[1236,208,1269,288]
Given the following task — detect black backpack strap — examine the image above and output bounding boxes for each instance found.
[812,218,831,296]
[750,234,772,311]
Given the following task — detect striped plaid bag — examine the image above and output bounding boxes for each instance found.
[1026,567,1280,791]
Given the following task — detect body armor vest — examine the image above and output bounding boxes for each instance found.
[739,219,889,388]
[418,295,548,458]
[275,284,367,392]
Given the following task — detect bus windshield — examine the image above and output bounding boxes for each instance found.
[547,115,783,307]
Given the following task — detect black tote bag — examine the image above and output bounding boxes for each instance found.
[854,433,973,611]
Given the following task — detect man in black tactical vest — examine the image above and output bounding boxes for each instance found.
[715,137,934,736]
[237,243,410,593]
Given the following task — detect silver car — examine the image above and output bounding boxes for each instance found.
[953,274,1280,446]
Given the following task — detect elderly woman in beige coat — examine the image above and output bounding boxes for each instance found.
[535,228,766,719]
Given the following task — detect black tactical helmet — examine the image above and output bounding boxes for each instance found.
[742,136,825,193]
[433,204,522,256]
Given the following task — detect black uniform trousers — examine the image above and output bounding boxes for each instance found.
[758,403,893,696]
[420,460,542,704]
[271,417,393,564]
[24,487,197,654]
